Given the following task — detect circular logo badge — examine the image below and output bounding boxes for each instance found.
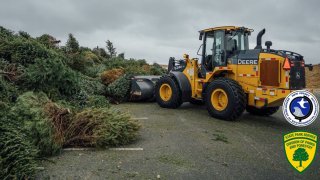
[283,90,319,127]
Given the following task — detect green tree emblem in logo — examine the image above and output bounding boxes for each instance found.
[293,148,309,167]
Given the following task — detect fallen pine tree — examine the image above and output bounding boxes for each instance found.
[0,26,148,179]
[1,92,141,179]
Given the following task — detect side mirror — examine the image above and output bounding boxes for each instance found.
[199,33,203,40]
[197,44,203,56]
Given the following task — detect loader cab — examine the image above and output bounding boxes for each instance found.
[198,26,251,76]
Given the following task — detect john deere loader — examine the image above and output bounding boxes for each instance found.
[152,26,313,120]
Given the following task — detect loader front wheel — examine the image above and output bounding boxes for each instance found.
[246,106,280,116]
[205,78,246,121]
[156,76,182,108]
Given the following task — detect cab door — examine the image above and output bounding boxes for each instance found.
[201,30,226,71]
[202,32,214,71]
[212,30,226,67]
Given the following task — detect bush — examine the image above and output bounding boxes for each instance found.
[150,63,166,75]
[66,53,94,73]
[65,108,140,147]
[0,76,18,103]
[0,59,25,82]
[36,34,60,49]
[83,63,106,78]
[85,95,110,108]
[83,51,100,64]
[100,68,124,85]
[10,92,66,156]
[3,38,57,66]
[106,75,131,102]
[22,57,81,99]
[0,27,148,179]
[79,75,105,95]
[66,90,109,109]
[0,101,9,111]
[0,26,14,39]
[10,92,133,154]
[66,33,79,53]
[0,117,38,179]
[103,58,149,75]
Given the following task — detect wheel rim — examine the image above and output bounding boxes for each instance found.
[211,88,228,111]
[160,83,172,101]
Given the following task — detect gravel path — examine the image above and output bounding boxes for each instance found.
[37,97,320,179]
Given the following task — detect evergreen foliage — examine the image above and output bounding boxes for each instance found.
[0,26,168,178]
[22,58,80,99]
[0,117,38,179]
[67,108,140,147]
[106,75,131,102]
[106,40,116,58]
[66,33,79,53]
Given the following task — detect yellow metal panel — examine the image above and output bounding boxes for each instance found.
[182,52,290,108]
[237,64,259,92]
[258,53,286,89]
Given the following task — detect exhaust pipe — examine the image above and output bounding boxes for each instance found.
[254,28,266,49]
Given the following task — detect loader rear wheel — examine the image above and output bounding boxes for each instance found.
[156,76,182,108]
[246,106,280,116]
[205,78,246,121]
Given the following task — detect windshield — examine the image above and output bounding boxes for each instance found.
[226,32,249,51]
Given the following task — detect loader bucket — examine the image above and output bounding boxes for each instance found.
[129,76,161,101]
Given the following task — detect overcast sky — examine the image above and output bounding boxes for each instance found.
[1,0,319,64]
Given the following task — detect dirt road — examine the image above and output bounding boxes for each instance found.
[37,98,320,179]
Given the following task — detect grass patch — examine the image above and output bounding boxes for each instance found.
[157,154,190,167]
[212,133,229,143]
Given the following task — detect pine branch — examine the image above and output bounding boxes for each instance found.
[0,70,15,76]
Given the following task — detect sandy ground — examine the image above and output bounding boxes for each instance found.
[306,64,320,89]
[36,96,320,180]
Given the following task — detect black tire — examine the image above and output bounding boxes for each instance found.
[189,98,205,105]
[205,78,246,121]
[155,76,182,108]
[246,106,280,116]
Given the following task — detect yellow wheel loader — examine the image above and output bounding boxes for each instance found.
[152,26,313,120]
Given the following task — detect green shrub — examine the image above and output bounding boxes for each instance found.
[10,92,63,156]
[66,108,140,147]
[66,53,94,73]
[66,33,79,53]
[84,63,106,78]
[0,26,63,67]
[36,34,60,49]
[0,26,14,40]
[0,101,9,111]
[8,38,53,65]
[106,75,131,102]
[150,63,166,75]
[64,89,109,110]
[22,57,81,99]
[0,117,38,179]
[18,31,31,39]
[103,58,149,75]
[0,59,25,82]
[0,76,18,103]
[86,95,110,108]
[83,51,100,64]
[79,75,105,95]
